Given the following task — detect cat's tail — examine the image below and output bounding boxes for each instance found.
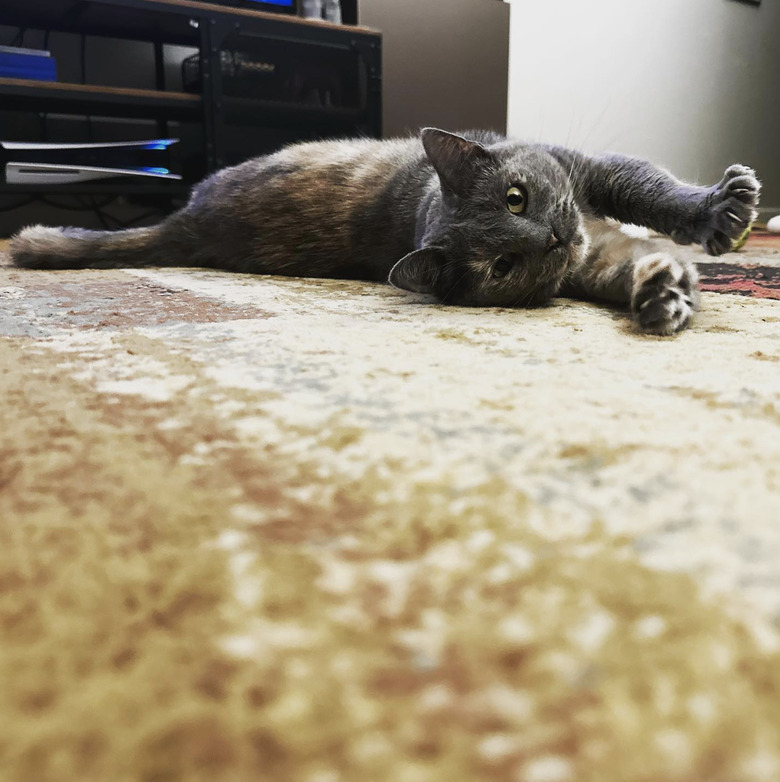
[8,218,191,270]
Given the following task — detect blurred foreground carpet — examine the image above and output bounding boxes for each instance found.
[1,237,780,782]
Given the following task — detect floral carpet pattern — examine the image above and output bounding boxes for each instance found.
[697,230,780,299]
[1,239,779,782]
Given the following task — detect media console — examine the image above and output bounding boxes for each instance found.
[0,0,381,203]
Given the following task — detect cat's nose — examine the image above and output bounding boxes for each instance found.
[545,231,562,254]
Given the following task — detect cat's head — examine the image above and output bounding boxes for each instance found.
[389,128,588,307]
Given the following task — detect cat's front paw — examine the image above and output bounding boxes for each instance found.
[632,253,699,336]
[692,164,761,255]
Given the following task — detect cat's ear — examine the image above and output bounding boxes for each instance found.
[421,128,493,197]
[388,247,444,295]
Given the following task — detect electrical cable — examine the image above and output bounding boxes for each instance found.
[3,193,170,232]
[39,195,122,230]
[89,204,115,229]
[40,195,115,212]
[81,196,161,231]
[0,197,36,212]
[37,195,160,230]
[108,210,164,228]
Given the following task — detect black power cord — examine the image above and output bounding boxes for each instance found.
[9,27,26,46]
[2,194,168,230]
[0,197,37,213]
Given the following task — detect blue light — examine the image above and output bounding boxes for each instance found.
[245,0,293,5]
[141,139,178,150]
[140,167,171,175]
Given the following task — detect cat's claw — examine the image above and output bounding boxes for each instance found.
[687,164,761,256]
[632,253,699,336]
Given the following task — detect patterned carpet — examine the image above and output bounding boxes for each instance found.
[698,229,780,299]
[1,236,780,782]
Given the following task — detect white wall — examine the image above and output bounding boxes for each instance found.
[507,0,780,213]
[361,0,509,137]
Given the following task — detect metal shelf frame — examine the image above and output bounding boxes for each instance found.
[0,0,382,190]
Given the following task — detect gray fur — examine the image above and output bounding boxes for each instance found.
[8,129,760,334]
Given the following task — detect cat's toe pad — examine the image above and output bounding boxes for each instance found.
[632,253,698,336]
[699,164,761,255]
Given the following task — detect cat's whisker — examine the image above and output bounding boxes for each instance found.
[575,99,612,154]
[440,269,471,305]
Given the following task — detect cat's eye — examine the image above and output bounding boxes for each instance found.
[492,257,514,279]
[506,185,527,215]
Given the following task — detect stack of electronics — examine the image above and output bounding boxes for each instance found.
[0,139,183,185]
[0,45,57,82]
[182,39,358,108]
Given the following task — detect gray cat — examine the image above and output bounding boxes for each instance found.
[8,128,760,335]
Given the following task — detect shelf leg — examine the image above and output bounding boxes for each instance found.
[352,39,382,138]
[200,18,232,173]
[154,39,170,140]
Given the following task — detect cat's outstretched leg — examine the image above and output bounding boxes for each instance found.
[561,219,698,336]
[546,147,760,256]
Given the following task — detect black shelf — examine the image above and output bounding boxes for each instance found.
[0,0,382,205]
[1,0,200,46]
[0,0,372,46]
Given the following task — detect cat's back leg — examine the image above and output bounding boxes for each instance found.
[174,156,305,273]
[562,218,698,336]
[629,251,698,335]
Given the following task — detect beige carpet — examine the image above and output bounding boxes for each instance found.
[1,238,780,782]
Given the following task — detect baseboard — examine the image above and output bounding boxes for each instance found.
[758,207,779,222]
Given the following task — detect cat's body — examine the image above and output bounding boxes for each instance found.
[9,129,760,334]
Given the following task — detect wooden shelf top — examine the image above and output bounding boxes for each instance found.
[0,77,202,105]
[0,77,203,120]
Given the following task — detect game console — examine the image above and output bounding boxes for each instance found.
[0,139,182,185]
